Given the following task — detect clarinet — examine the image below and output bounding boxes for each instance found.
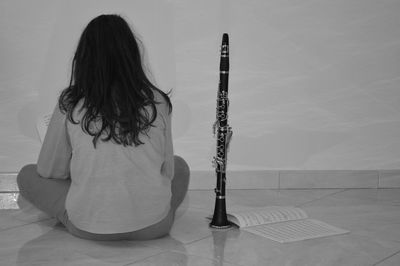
[210,33,233,229]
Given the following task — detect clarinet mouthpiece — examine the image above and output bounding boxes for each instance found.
[222,33,229,45]
[220,33,229,71]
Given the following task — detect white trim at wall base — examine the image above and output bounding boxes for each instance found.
[1,170,400,192]
[189,170,400,190]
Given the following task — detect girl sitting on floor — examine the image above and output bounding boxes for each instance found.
[17,14,190,241]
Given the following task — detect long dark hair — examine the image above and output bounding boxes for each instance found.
[58,14,172,148]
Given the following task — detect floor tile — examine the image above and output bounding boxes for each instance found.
[0,193,49,231]
[1,189,400,265]
[0,220,164,266]
[376,250,400,266]
[0,219,57,265]
[301,189,399,208]
[127,250,241,266]
[299,190,400,247]
[184,228,399,266]
[185,189,343,212]
[0,193,19,209]
[168,208,214,244]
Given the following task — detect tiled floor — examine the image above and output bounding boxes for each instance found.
[1,188,400,265]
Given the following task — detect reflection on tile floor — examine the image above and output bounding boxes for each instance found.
[1,189,400,266]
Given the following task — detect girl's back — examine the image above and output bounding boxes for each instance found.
[65,89,174,234]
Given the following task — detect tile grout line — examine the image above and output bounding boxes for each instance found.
[172,249,245,266]
[377,170,380,188]
[0,217,54,233]
[139,229,243,266]
[0,172,18,175]
[174,228,247,266]
[372,249,400,266]
[278,170,281,189]
[154,239,246,266]
[122,250,170,266]
[296,188,349,208]
[139,232,215,253]
[123,248,244,266]
[142,232,216,252]
[185,234,214,246]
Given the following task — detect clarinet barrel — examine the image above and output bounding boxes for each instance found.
[210,33,232,229]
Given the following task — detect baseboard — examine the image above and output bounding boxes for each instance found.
[0,173,18,192]
[2,170,400,191]
[190,170,400,189]
[189,170,279,189]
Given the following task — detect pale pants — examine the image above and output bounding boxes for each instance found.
[17,155,190,241]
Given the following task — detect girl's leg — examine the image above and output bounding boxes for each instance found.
[170,155,191,212]
[16,155,190,241]
[16,164,70,224]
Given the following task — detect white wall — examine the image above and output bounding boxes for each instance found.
[1,0,400,172]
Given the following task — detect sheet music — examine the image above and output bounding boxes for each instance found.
[36,113,52,143]
[228,206,308,227]
[243,219,350,243]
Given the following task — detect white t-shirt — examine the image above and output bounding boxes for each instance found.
[36,90,174,234]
